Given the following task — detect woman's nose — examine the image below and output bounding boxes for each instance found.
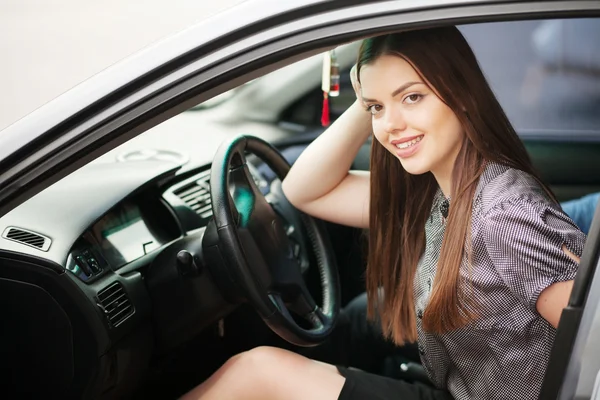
[383,107,407,133]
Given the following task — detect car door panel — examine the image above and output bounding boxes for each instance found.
[526,140,600,201]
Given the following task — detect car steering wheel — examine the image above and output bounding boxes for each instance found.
[205,134,340,346]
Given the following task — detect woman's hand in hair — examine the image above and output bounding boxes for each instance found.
[350,64,365,108]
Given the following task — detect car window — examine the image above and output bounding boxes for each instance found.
[280,65,354,126]
[283,18,600,136]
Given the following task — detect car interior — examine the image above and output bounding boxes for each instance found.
[0,16,599,400]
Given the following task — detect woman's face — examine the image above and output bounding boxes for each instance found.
[359,54,465,178]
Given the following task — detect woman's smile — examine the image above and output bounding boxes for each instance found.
[392,135,424,158]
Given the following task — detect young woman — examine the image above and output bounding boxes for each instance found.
[182,26,586,400]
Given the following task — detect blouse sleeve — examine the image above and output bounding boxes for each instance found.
[482,198,586,312]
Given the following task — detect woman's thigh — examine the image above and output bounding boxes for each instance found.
[181,346,346,400]
[182,346,449,400]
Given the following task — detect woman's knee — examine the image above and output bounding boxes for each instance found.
[228,346,279,368]
[189,346,344,400]
[183,347,312,400]
[223,346,295,382]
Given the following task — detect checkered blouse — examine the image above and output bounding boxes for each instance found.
[414,162,586,399]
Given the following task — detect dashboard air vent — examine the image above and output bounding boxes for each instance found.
[173,171,212,219]
[97,282,134,328]
[2,227,51,251]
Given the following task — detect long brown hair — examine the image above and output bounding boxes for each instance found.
[359,27,548,344]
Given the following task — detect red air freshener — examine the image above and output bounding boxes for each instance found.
[321,92,330,127]
[321,49,338,127]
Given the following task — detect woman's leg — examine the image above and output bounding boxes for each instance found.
[181,346,346,400]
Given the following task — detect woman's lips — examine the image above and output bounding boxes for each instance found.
[393,135,424,158]
[391,134,423,146]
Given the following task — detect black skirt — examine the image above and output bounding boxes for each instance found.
[336,366,453,400]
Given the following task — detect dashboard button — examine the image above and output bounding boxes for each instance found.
[76,255,93,276]
[88,258,101,273]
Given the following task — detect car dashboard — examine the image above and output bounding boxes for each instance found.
[66,193,181,282]
[0,153,275,398]
[63,160,269,279]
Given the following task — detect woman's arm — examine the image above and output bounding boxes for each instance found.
[483,198,585,329]
[536,246,580,328]
[282,67,373,229]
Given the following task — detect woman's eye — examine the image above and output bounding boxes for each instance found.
[404,94,423,104]
[366,104,382,115]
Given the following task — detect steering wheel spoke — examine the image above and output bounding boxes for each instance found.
[268,292,327,331]
[282,282,318,317]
